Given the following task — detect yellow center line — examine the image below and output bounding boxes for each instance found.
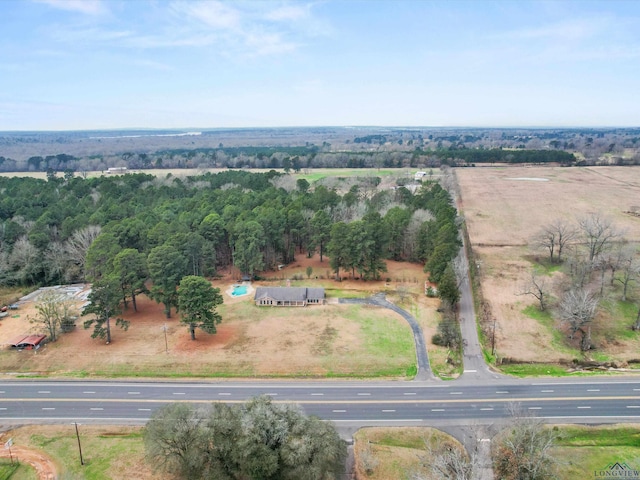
[0,396,638,405]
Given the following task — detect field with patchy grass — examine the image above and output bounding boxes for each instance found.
[553,425,640,478]
[0,167,408,182]
[0,425,160,480]
[353,427,466,480]
[457,166,640,368]
[353,424,640,479]
[0,255,440,379]
[0,461,35,480]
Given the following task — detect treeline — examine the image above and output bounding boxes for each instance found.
[0,170,460,296]
[425,148,576,165]
[0,146,578,173]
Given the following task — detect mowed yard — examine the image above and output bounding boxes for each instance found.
[457,166,640,365]
[0,256,435,379]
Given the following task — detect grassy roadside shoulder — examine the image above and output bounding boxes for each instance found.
[352,425,640,479]
[0,461,35,480]
[0,425,158,480]
[353,427,466,480]
[553,425,640,477]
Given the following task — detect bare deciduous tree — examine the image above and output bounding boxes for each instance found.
[633,307,640,331]
[518,271,551,311]
[410,431,477,480]
[559,288,599,351]
[44,241,69,283]
[64,225,101,280]
[29,291,77,342]
[8,236,39,284]
[493,404,558,480]
[534,218,576,263]
[578,213,621,263]
[564,252,594,289]
[614,249,640,302]
[403,209,434,261]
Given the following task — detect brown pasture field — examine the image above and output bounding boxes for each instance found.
[457,166,640,363]
[0,254,436,379]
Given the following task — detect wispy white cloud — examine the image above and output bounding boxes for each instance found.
[170,1,241,31]
[266,4,311,22]
[499,17,609,42]
[38,1,320,57]
[245,31,298,56]
[165,0,318,56]
[48,27,133,45]
[34,0,107,16]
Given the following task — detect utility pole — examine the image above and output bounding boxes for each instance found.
[72,422,84,465]
[162,324,168,354]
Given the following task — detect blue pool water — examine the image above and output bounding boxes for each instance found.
[231,285,248,296]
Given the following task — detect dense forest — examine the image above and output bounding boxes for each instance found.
[0,171,459,309]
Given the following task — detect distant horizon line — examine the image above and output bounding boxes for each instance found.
[1,125,639,134]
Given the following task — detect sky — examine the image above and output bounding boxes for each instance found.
[1,0,639,130]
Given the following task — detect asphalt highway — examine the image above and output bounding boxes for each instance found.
[1,378,639,426]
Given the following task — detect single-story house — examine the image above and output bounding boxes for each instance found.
[414,171,428,181]
[254,287,325,307]
[7,334,46,349]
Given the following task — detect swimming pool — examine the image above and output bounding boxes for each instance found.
[231,284,248,297]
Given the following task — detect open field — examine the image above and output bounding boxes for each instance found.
[0,167,409,182]
[553,424,640,478]
[457,166,640,365]
[0,255,437,379]
[353,427,465,480]
[353,424,640,480]
[0,461,36,480]
[0,425,160,480]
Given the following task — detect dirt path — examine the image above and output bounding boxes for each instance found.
[0,445,57,479]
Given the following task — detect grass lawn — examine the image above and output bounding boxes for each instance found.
[353,425,640,480]
[600,299,639,340]
[4,426,159,480]
[298,168,403,183]
[522,305,580,356]
[0,461,36,480]
[0,287,25,308]
[0,256,428,380]
[553,425,640,478]
[499,363,571,377]
[354,427,466,480]
[0,287,418,379]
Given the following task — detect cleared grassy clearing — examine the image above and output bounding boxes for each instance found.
[354,427,465,480]
[354,425,640,480]
[553,425,640,478]
[2,426,158,480]
[0,300,416,379]
[298,168,403,183]
[522,305,580,356]
[499,363,576,377]
[0,461,35,480]
[458,166,640,371]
